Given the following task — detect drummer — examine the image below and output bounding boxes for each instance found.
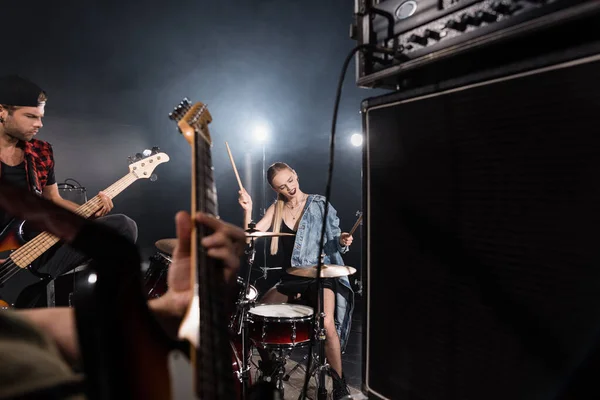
[238,162,353,400]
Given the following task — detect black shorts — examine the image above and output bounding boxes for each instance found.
[275,275,337,306]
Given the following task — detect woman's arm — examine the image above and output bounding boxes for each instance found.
[324,202,351,255]
[239,188,274,231]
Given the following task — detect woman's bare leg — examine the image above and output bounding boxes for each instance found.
[323,287,343,377]
[259,286,290,304]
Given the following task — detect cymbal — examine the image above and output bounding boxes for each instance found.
[155,238,177,254]
[286,264,356,278]
[245,230,295,238]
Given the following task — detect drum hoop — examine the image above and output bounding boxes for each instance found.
[248,303,314,322]
[153,252,172,264]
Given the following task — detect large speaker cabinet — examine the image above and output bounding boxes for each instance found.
[361,45,600,399]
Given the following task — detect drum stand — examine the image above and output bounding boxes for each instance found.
[234,223,259,400]
[307,254,329,400]
[315,272,329,400]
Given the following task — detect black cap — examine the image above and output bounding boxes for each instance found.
[0,75,46,107]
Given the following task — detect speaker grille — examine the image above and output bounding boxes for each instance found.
[364,54,600,399]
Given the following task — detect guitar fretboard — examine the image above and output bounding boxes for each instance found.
[10,173,138,268]
[194,127,234,400]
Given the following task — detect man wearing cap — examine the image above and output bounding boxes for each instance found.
[0,74,138,307]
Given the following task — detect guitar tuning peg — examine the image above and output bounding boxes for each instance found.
[142,149,152,157]
[127,155,135,164]
[135,152,143,161]
[150,174,158,182]
[151,146,160,154]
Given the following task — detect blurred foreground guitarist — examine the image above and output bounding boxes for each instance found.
[168,98,280,399]
[0,183,247,399]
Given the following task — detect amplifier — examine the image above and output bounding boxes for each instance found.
[361,50,600,399]
[58,179,87,205]
[352,0,600,89]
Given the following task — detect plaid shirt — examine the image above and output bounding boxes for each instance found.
[21,139,55,195]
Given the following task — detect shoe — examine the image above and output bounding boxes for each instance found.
[331,369,350,400]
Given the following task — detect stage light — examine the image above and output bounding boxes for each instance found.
[253,122,270,142]
[351,133,363,147]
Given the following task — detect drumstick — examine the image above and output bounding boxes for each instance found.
[225,141,244,191]
[349,213,363,236]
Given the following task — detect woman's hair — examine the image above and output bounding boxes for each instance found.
[267,162,293,255]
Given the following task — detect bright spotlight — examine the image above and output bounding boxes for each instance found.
[350,133,363,147]
[253,122,270,142]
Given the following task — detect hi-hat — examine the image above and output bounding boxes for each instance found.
[286,264,356,278]
[245,229,295,238]
[155,238,177,254]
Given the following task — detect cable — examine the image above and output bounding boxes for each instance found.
[299,43,375,400]
[62,178,84,188]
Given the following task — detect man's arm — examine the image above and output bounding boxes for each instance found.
[42,183,80,213]
[14,295,183,367]
[42,183,113,217]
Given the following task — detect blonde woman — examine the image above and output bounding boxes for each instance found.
[238,162,353,399]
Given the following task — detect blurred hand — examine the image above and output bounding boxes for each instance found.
[164,211,246,318]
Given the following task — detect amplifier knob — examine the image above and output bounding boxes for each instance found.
[491,1,520,14]
[491,1,509,13]
[476,11,498,23]
[445,19,467,32]
[424,29,441,40]
[408,34,428,46]
[460,13,482,26]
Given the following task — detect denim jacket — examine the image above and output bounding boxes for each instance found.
[290,194,354,352]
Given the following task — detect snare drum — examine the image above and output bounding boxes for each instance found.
[247,303,314,349]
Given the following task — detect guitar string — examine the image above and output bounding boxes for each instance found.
[0,174,137,286]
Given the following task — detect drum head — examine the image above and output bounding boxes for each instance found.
[249,303,313,318]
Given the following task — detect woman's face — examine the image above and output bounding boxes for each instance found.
[271,169,300,200]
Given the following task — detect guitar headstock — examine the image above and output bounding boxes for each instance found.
[127,147,170,179]
[169,98,213,147]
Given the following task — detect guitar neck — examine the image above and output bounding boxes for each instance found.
[74,173,138,218]
[9,173,138,268]
[192,130,234,399]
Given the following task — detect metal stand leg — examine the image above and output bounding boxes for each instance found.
[237,224,258,400]
[316,255,329,400]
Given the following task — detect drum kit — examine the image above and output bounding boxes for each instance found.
[145,223,356,399]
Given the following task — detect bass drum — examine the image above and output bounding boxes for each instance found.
[143,252,171,299]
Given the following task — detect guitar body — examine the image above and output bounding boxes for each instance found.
[0,219,53,309]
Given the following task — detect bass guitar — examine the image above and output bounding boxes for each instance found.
[0,147,170,308]
[169,98,236,399]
